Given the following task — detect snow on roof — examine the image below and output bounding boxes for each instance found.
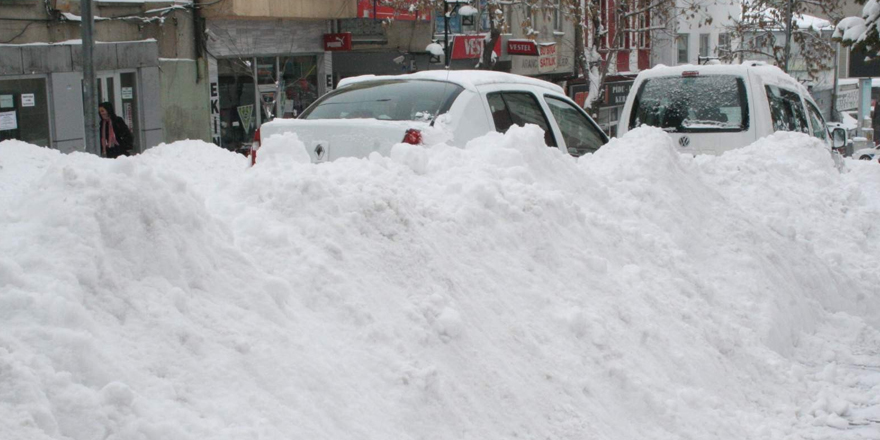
[337,70,565,94]
[795,13,834,31]
[0,38,157,47]
[637,62,807,94]
[756,9,834,31]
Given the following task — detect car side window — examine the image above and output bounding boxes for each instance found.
[765,85,809,134]
[544,95,606,156]
[486,91,557,147]
[805,100,828,141]
[487,93,514,133]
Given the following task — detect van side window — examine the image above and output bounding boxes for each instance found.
[544,95,606,156]
[486,92,557,147]
[765,85,809,134]
[805,100,828,141]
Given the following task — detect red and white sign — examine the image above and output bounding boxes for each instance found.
[357,0,430,21]
[451,35,502,60]
[323,33,352,51]
[507,39,538,56]
[537,43,557,73]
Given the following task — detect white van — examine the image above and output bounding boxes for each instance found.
[617,62,842,156]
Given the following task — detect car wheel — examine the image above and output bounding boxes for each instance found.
[859,155,872,160]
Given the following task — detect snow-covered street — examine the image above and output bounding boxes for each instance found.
[1,127,879,440]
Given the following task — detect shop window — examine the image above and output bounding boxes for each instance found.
[676,34,689,64]
[717,33,731,55]
[280,56,319,119]
[120,72,141,153]
[699,33,710,59]
[218,58,257,154]
[0,78,50,147]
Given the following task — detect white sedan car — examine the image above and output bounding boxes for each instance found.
[252,70,608,163]
[853,144,880,163]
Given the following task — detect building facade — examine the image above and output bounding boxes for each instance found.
[198,0,357,153]
[0,1,202,153]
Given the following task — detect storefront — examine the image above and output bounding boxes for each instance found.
[567,75,634,137]
[507,38,575,86]
[0,77,50,147]
[206,19,332,153]
[0,40,162,153]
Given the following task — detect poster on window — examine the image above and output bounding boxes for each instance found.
[124,103,133,129]
[0,111,17,131]
[237,105,254,133]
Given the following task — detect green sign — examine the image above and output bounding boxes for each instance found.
[237,104,254,132]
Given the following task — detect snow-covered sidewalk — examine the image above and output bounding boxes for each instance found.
[1,127,878,440]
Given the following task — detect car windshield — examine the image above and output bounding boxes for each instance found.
[629,74,749,133]
[301,79,464,122]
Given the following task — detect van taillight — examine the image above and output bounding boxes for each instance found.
[250,127,261,166]
[402,129,422,145]
[682,71,700,77]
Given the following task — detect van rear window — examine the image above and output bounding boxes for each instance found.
[629,75,749,133]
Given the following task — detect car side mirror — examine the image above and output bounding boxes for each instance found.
[831,128,846,149]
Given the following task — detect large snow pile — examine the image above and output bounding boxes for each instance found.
[1,127,879,440]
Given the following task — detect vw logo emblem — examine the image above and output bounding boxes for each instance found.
[315,144,325,159]
[678,136,691,147]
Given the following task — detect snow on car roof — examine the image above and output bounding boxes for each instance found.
[636,62,808,95]
[337,70,565,94]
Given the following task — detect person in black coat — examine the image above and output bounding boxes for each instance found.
[98,101,134,158]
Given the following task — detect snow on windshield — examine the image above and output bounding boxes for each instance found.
[1,129,878,440]
[301,80,464,122]
[631,75,748,132]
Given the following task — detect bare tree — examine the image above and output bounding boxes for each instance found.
[380,0,702,112]
[719,0,841,79]
[559,0,705,112]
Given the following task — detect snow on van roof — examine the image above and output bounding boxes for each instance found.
[337,70,565,94]
[637,62,808,94]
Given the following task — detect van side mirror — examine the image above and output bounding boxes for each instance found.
[831,128,846,149]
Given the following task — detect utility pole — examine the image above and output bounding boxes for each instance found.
[444,0,451,67]
[782,0,793,72]
[81,0,99,155]
[830,41,840,122]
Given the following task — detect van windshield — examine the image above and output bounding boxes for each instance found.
[301,80,464,122]
[629,74,749,133]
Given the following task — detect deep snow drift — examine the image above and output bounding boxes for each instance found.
[1,127,879,440]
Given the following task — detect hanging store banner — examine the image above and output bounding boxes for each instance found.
[836,87,860,112]
[537,43,557,73]
[569,83,589,108]
[323,33,352,51]
[357,0,430,21]
[451,35,502,60]
[507,39,538,56]
[602,81,633,107]
[208,57,221,147]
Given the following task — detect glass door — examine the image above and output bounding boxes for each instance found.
[97,73,121,113]
[120,72,140,153]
